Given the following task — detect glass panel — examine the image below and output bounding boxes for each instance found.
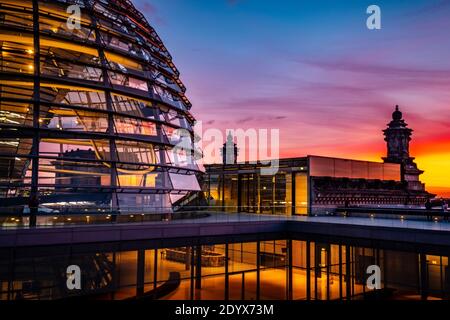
[144,249,155,287]
[105,51,143,72]
[0,32,34,74]
[111,93,155,118]
[39,139,109,159]
[0,101,33,127]
[157,246,192,283]
[108,71,148,91]
[40,84,107,110]
[38,157,111,189]
[117,193,171,213]
[274,173,291,215]
[40,56,102,82]
[114,116,157,136]
[156,247,192,299]
[46,107,108,133]
[334,159,352,178]
[115,251,137,299]
[159,107,189,128]
[351,161,369,180]
[383,163,401,181]
[0,81,34,100]
[166,149,198,170]
[117,172,166,188]
[223,174,238,212]
[39,15,95,42]
[0,1,33,30]
[368,162,383,180]
[309,156,401,181]
[114,140,160,167]
[329,244,342,300]
[0,154,33,197]
[201,244,226,277]
[292,240,308,300]
[259,175,273,214]
[260,240,287,299]
[295,173,308,215]
[206,174,220,208]
[169,173,200,191]
[228,242,257,273]
[309,156,334,177]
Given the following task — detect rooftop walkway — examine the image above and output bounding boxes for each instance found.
[2,213,450,249]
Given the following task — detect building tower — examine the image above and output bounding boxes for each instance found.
[383,106,425,191]
[221,132,238,165]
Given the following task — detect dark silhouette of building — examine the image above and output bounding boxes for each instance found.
[221,131,239,165]
[383,105,425,191]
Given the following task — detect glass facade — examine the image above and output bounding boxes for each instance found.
[0,0,201,223]
[1,236,449,300]
[204,170,308,215]
[309,156,401,181]
[204,156,405,215]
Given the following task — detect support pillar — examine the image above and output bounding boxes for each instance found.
[420,253,428,300]
[136,249,145,297]
[29,0,41,228]
[306,241,311,300]
[195,246,202,290]
[237,174,242,212]
[291,173,296,215]
[190,246,195,300]
[256,241,260,300]
[345,245,351,300]
[339,245,343,300]
[225,244,229,300]
[287,239,293,300]
[153,249,158,289]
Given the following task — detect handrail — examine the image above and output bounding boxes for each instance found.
[336,206,449,218]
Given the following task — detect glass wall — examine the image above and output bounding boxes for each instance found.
[260,240,288,299]
[1,238,449,300]
[309,156,401,181]
[223,175,238,212]
[240,174,257,213]
[205,171,304,215]
[228,242,258,300]
[295,173,308,215]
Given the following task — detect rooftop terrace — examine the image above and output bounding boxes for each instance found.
[2,213,450,249]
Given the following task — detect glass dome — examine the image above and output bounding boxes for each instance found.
[0,0,202,218]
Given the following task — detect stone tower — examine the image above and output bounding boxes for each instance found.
[221,131,238,165]
[383,106,425,191]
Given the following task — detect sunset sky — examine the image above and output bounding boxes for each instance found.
[135,0,450,196]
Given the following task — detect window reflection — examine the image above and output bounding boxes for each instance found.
[3,238,444,300]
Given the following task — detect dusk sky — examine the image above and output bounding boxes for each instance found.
[134,0,450,196]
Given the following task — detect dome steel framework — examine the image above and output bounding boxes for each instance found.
[0,0,202,223]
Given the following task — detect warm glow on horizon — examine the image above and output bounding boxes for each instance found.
[280,145,450,197]
[315,150,450,197]
[207,132,450,198]
[414,152,450,197]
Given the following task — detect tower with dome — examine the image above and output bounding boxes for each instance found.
[383,106,426,191]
